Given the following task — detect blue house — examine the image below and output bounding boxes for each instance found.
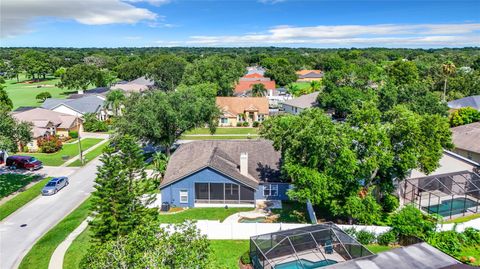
[160,140,291,208]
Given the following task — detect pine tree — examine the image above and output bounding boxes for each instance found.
[89,135,156,243]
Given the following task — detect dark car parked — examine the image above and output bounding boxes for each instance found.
[6,155,43,171]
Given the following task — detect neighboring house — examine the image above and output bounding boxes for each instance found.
[68,87,109,99]
[282,91,319,115]
[451,122,480,163]
[234,79,276,96]
[267,87,293,108]
[246,66,266,76]
[216,97,269,127]
[41,95,108,120]
[160,140,290,208]
[111,76,154,93]
[296,69,323,82]
[12,108,82,151]
[447,95,480,111]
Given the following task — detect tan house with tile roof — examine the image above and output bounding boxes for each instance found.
[216,97,269,127]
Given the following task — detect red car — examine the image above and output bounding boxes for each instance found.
[6,156,43,171]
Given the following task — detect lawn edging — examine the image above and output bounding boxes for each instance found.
[0,177,51,221]
[18,197,91,269]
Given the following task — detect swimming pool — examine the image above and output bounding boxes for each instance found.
[275,259,337,269]
[422,198,479,217]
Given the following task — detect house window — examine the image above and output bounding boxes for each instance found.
[258,114,265,122]
[263,184,278,197]
[221,117,229,124]
[179,190,188,203]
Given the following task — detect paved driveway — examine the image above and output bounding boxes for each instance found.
[0,159,100,269]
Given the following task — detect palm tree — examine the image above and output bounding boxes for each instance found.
[251,83,267,97]
[309,80,321,93]
[442,61,456,102]
[105,89,126,117]
[287,84,300,97]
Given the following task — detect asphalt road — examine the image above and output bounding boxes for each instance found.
[0,159,100,269]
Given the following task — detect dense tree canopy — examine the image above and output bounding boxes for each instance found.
[262,57,297,86]
[58,64,100,93]
[0,108,32,153]
[147,55,187,91]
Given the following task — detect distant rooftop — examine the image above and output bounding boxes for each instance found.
[283,91,319,109]
[448,95,480,110]
[451,122,480,154]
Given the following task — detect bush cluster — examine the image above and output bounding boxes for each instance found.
[240,251,251,265]
[37,135,62,153]
[252,121,260,127]
[427,228,480,257]
[69,131,79,139]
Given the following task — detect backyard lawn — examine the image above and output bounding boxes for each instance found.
[271,200,309,223]
[19,138,103,166]
[158,207,252,223]
[366,244,396,254]
[4,74,71,109]
[67,142,108,167]
[443,213,480,224]
[0,174,39,198]
[210,240,249,269]
[19,197,92,269]
[0,177,51,220]
[185,127,259,135]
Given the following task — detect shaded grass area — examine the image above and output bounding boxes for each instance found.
[180,135,260,140]
[366,244,397,254]
[157,207,252,223]
[19,197,91,269]
[4,74,71,109]
[443,213,480,224]
[63,227,92,269]
[210,240,249,269]
[271,201,309,223]
[19,138,103,166]
[0,177,51,221]
[185,128,259,135]
[0,174,38,198]
[67,142,108,167]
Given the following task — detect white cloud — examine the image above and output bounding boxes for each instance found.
[182,23,480,47]
[123,0,170,7]
[0,0,158,38]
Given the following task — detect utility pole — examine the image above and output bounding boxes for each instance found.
[77,115,84,165]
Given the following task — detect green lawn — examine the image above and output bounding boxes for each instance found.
[459,245,480,266]
[0,177,51,220]
[19,138,103,166]
[366,244,397,254]
[210,240,249,269]
[271,201,309,223]
[67,142,108,167]
[443,214,480,224]
[4,74,72,109]
[185,127,259,135]
[19,197,92,269]
[63,227,92,269]
[0,174,39,198]
[158,207,252,223]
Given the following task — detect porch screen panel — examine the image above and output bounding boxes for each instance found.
[225,183,239,201]
[195,183,209,200]
[210,183,224,201]
[240,185,254,201]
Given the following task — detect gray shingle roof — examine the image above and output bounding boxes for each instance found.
[41,95,104,114]
[448,95,480,110]
[283,91,320,109]
[161,140,282,189]
[451,122,480,154]
[328,243,460,269]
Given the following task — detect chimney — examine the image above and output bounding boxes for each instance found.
[240,152,248,176]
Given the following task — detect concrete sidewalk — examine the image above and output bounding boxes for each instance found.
[61,138,109,167]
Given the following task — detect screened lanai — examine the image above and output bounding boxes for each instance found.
[250,223,373,269]
[402,170,480,219]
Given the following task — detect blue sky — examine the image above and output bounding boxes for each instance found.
[1,0,479,48]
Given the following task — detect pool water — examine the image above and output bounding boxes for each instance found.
[275,259,337,269]
[239,217,267,223]
[422,198,479,217]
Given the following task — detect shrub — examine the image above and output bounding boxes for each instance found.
[389,205,436,240]
[252,121,260,127]
[35,91,52,102]
[381,194,399,213]
[37,135,62,153]
[240,251,251,265]
[242,121,249,127]
[83,113,108,132]
[236,122,242,127]
[355,230,376,245]
[343,191,382,225]
[377,230,398,246]
[463,228,480,246]
[427,231,463,256]
[449,107,480,127]
[343,227,357,238]
[69,131,79,139]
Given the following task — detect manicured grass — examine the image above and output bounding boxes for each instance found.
[180,135,260,140]
[0,174,39,198]
[366,244,397,254]
[458,245,480,266]
[19,197,92,269]
[0,177,51,220]
[63,228,92,269]
[271,200,308,223]
[19,138,103,166]
[4,74,72,109]
[157,207,252,223]
[67,142,108,167]
[210,240,249,269]
[443,214,480,224]
[185,127,259,135]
